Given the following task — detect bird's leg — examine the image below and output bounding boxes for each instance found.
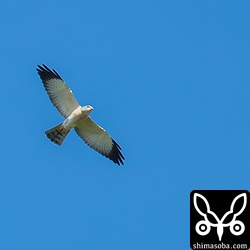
[59,126,66,133]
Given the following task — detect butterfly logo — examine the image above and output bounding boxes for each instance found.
[193,192,247,241]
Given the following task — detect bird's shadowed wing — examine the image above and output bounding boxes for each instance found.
[75,118,125,165]
[37,64,80,118]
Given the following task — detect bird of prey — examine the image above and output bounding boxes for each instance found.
[37,64,125,165]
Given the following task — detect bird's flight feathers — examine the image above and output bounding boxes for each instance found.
[75,118,124,165]
[37,64,80,118]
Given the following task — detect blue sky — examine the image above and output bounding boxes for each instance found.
[0,1,250,249]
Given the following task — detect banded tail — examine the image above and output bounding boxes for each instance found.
[45,123,70,146]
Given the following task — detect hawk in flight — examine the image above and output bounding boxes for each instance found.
[37,64,125,165]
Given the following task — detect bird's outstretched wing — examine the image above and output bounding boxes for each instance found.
[37,64,80,118]
[75,118,125,165]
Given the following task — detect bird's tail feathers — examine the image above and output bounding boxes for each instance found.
[45,123,70,146]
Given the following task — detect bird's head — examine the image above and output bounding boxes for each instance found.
[81,105,94,115]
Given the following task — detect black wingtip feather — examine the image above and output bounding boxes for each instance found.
[36,64,63,81]
[108,140,125,166]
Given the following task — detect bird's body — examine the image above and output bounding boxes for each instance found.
[62,105,93,130]
[37,64,124,165]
